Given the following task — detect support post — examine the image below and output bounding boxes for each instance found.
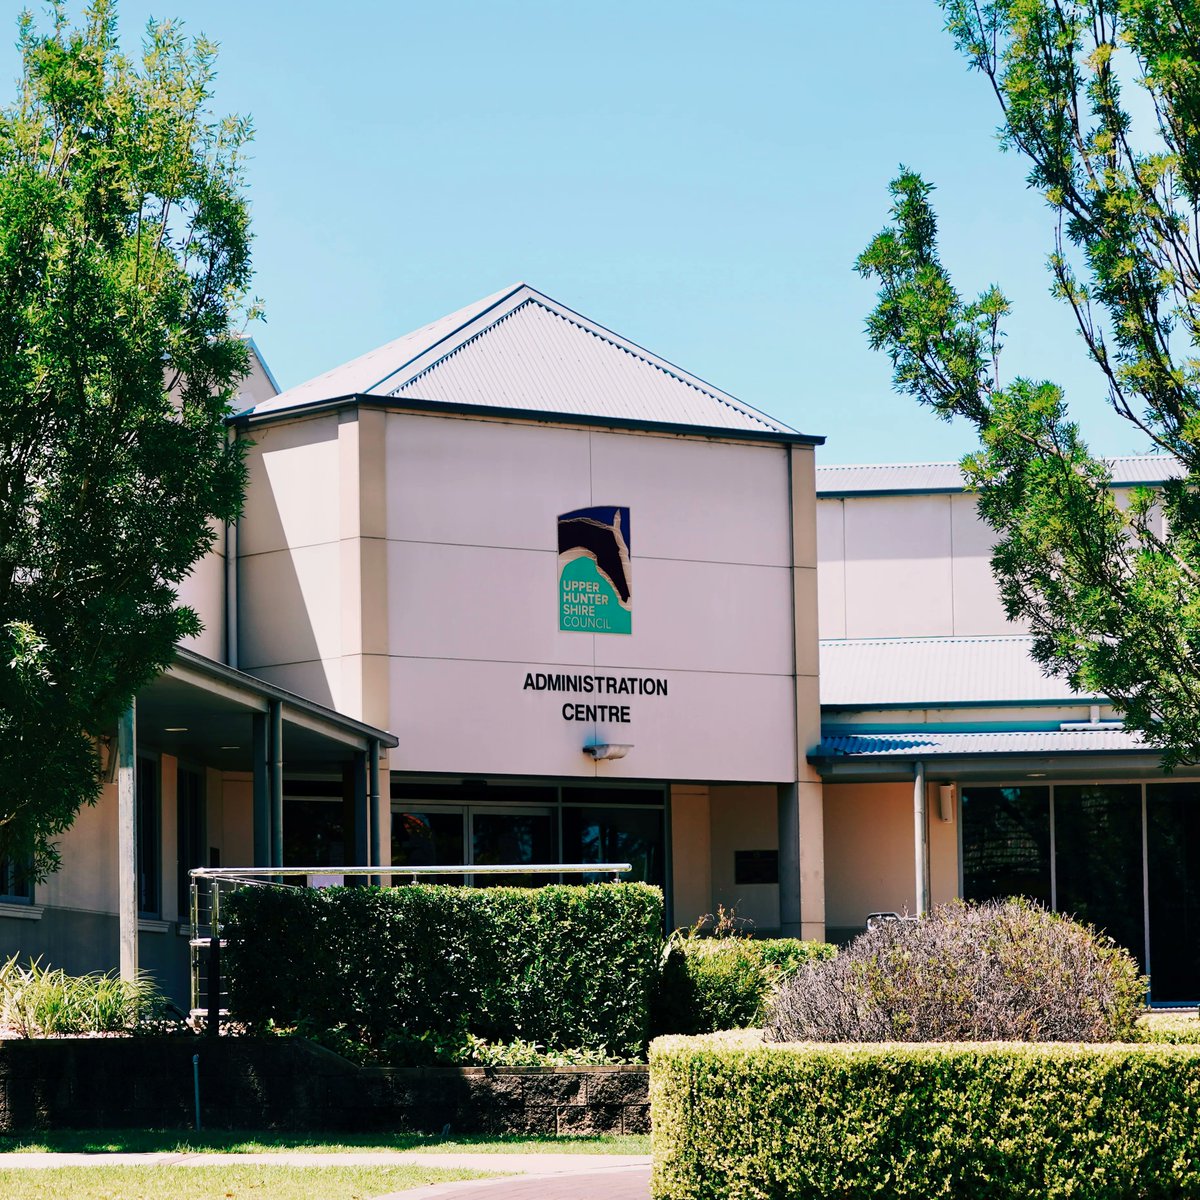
[252,712,269,866]
[914,760,930,917]
[268,700,283,869]
[353,749,370,872]
[117,700,138,983]
[777,783,802,937]
[368,741,381,885]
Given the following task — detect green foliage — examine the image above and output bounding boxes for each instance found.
[221,883,663,1063]
[0,1,254,875]
[456,1035,627,1067]
[1134,1011,1200,1044]
[857,2,1200,766]
[652,917,834,1036]
[0,956,168,1035]
[767,898,1144,1043]
[650,1031,1200,1200]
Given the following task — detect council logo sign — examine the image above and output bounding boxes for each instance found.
[557,506,632,635]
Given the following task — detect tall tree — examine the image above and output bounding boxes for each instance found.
[0,1,254,876]
[858,0,1200,766]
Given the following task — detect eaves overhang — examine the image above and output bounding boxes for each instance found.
[227,392,825,447]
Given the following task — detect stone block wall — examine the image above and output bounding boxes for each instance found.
[0,1037,649,1134]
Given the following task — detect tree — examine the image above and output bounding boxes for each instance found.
[857,0,1200,767]
[0,1,254,877]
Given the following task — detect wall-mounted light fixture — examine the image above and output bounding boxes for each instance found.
[938,783,956,823]
[583,743,632,761]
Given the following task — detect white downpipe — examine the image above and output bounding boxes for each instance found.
[118,700,138,981]
[914,760,930,918]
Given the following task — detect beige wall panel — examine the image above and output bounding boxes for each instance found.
[789,445,819,570]
[239,544,342,673]
[245,660,341,713]
[797,778,826,940]
[160,756,179,922]
[842,495,954,638]
[387,657,797,782]
[593,559,793,676]
[949,492,1024,635]
[670,785,711,930]
[816,499,847,639]
[709,784,780,931]
[220,775,254,869]
[385,414,590,548]
[588,432,791,566]
[43,781,118,913]
[832,701,1105,727]
[387,541,578,666]
[240,416,340,556]
[793,565,820,680]
[205,769,223,866]
[178,540,225,661]
[824,781,915,929]
[928,784,960,906]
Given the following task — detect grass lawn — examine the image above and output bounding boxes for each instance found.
[0,1162,502,1199]
[0,1129,651,1155]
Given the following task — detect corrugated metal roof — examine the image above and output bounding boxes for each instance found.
[250,284,797,435]
[814,728,1144,759]
[816,455,1184,495]
[820,636,1100,707]
[250,285,521,414]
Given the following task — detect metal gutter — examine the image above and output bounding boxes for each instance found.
[229,393,824,447]
[171,646,398,748]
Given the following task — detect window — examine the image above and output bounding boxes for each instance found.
[136,756,160,918]
[176,767,205,921]
[0,855,32,904]
[961,786,1051,906]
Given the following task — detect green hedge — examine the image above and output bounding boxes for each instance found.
[651,1031,1200,1199]
[221,882,662,1061]
[652,936,834,1036]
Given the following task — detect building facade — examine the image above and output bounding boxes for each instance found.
[3,287,1195,1005]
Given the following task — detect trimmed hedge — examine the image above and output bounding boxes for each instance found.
[652,935,834,1036]
[651,1031,1200,1199]
[222,882,662,1061]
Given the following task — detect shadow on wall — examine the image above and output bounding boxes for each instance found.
[235,419,341,709]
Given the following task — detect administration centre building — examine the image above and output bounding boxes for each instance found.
[3,283,1198,1004]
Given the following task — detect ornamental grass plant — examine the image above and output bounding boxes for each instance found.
[766,898,1144,1044]
[0,956,168,1036]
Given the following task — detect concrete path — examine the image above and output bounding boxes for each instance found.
[374,1158,651,1199]
[0,1149,654,1198]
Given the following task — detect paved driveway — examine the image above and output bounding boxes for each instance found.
[376,1158,651,1199]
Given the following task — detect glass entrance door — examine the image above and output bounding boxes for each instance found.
[470,807,555,886]
[391,803,556,886]
[1147,783,1200,1002]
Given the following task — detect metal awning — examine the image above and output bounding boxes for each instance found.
[136,647,396,773]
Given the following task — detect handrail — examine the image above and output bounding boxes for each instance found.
[191,863,633,882]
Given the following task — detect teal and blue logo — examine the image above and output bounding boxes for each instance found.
[558,507,632,635]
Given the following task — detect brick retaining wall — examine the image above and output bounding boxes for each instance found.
[0,1037,649,1134]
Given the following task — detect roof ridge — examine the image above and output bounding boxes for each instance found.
[389,296,786,432]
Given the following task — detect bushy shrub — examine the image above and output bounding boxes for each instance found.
[651,1031,1200,1200]
[653,921,834,1036]
[767,898,1144,1043]
[221,882,662,1062]
[0,957,168,1035]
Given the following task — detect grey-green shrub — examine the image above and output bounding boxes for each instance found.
[0,957,167,1035]
[767,898,1144,1043]
[222,882,662,1062]
[652,931,834,1035]
[651,1032,1200,1200]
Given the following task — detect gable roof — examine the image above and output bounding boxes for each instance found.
[247,283,803,436]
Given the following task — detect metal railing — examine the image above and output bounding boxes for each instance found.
[189,863,632,1030]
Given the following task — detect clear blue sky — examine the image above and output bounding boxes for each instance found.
[6,1,1153,463]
